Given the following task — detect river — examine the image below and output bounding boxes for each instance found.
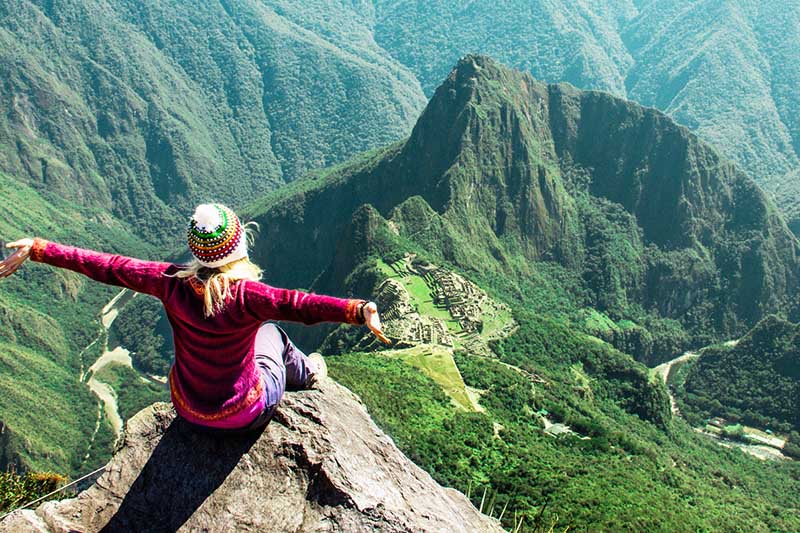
[652,342,789,461]
[84,289,136,442]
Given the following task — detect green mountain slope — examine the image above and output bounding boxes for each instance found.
[330,335,800,530]
[236,55,800,531]
[0,0,425,239]
[10,54,800,530]
[245,56,799,364]
[679,315,800,433]
[4,1,798,235]
[371,0,800,228]
[0,171,156,474]
[624,1,800,219]
[0,0,426,473]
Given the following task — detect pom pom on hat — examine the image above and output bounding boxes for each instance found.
[187,203,248,268]
[192,204,224,232]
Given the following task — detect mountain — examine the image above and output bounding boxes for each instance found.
[1,0,426,240]
[222,56,800,529]
[0,0,425,475]
[245,55,800,363]
[0,170,158,475]
[6,55,800,530]
[4,1,799,236]
[774,168,800,235]
[679,315,800,433]
[0,385,502,532]
[370,0,800,229]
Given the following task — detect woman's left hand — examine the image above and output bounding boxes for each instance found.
[0,239,34,279]
[364,301,391,345]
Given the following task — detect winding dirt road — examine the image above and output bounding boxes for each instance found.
[652,352,699,415]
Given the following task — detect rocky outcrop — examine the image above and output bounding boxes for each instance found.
[1,382,500,532]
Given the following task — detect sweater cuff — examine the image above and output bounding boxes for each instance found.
[344,299,367,325]
[30,238,49,262]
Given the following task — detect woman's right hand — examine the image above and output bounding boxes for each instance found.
[0,239,34,279]
[363,301,391,345]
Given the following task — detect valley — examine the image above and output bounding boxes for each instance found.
[654,345,792,462]
[83,290,136,441]
[0,10,799,524]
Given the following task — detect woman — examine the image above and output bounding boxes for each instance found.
[0,203,388,431]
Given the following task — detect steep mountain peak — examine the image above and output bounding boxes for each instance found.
[249,56,799,358]
[0,382,501,532]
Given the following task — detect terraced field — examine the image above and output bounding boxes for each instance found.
[373,256,516,411]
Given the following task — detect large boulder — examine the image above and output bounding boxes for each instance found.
[1,381,500,532]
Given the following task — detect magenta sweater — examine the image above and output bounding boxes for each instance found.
[30,239,364,425]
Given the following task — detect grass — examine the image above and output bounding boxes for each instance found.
[0,341,103,474]
[382,345,478,412]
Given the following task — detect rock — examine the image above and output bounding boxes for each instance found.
[1,381,501,532]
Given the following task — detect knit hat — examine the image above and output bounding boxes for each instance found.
[187,204,248,268]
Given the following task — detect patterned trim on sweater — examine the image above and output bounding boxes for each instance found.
[30,238,49,262]
[345,299,367,325]
[169,368,264,422]
[188,277,206,296]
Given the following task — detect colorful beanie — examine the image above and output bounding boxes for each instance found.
[187,204,248,268]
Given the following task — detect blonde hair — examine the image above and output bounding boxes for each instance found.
[174,222,262,317]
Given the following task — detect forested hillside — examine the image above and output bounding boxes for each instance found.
[0,1,799,528]
[0,0,425,474]
[371,0,800,229]
[3,1,799,235]
[244,56,799,364]
[0,171,155,474]
[680,315,800,433]
[0,0,425,239]
[231,56,800,530]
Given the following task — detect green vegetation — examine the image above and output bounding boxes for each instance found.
[370,1,800,229]
[0,470,67,514]
[332,343,800,531]
[0,171,153,475]
[247,56,800,366]
[7,2,798,238]
[678,316,800,433]
[112,296,173,376]
[383,346,476,412]
[242,57,800,530]
[1,1,426,241]
[93,363,169,422]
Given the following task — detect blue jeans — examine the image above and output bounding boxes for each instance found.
[239,323,313,430]
[189,323,313,433]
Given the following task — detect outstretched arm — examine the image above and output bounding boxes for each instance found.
[1,238,171,300]
[244,281,390,344]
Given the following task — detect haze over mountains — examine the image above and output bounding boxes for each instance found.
[3,1,799,239]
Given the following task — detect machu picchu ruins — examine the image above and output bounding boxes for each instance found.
[374,254,516,355]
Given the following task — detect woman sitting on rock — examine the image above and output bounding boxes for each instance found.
[0,203,388,431]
